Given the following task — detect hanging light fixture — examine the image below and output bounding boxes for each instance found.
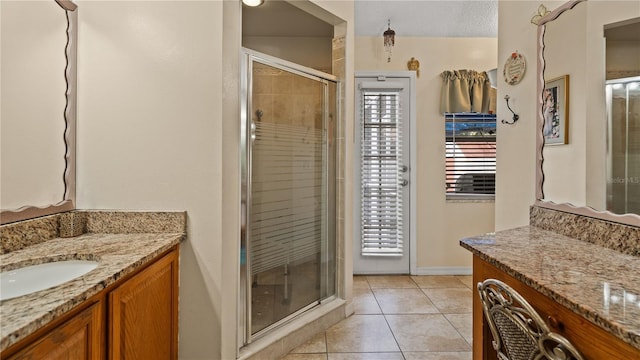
[383,19,395,63]
[242,0,264,7]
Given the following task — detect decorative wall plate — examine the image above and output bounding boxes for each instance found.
[503,52,526,85]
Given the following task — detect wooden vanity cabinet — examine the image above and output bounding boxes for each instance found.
[109,247,179,359]
[472,255,640,360]
[2,246,179,360]
[6,301,104,360]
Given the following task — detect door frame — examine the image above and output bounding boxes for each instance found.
[353,71,417,275]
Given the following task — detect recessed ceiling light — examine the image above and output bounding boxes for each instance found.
[242,0,264,7]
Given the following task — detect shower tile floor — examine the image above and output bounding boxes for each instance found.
[252,258,325,333]
[281,275,473,360]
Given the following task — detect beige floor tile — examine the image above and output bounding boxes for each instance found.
[456,275,474,289]
[385,314,471,352]
[411,276,467,289]
[325,315,400,353]
[444,313,473,344]
[283,276,477,359]
[281,354,327,360]
[366,275,418,289]
[328,352,405,360]
[372,288,439,314]
[289,332,327,354]
[422,288,473,313]
[352,276,370,290]
[352,288,382,314]
[403,352,472,360]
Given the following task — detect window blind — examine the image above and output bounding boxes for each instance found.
[445,113,496,196]
[360,91,404,256]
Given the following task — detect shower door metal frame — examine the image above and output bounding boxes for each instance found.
[239,48,338,347]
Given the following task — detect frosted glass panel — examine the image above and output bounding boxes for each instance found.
[607,78,640,214]
[248,60,335,335]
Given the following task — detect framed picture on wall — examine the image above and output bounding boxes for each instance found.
[543,75,570,145]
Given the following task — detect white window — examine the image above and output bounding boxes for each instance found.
[445,113,496,199]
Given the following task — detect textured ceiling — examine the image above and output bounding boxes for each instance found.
[243,0,498,38]
[355,0,498,37]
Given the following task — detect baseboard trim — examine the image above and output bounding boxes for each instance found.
[414,266,472,275]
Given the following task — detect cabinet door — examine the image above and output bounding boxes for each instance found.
[8,301,103,360]
[109,249,179,360]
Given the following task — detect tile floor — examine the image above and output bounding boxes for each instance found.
[282,275,474,360]
[252,259,322,333]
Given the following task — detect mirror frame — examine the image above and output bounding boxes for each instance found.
[0,0,78,224]
[535,0,640,227]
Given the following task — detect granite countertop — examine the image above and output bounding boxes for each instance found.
[0,211,185,352]
[460,226,640,351]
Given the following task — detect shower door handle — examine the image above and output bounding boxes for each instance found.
[250,121,256,143]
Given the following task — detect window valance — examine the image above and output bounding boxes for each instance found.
[440,70,491,114]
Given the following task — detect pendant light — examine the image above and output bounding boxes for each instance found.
[383,19,395,63]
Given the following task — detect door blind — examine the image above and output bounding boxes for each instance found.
[360,91,404,256]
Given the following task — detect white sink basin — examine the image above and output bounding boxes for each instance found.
[0,260,98,301]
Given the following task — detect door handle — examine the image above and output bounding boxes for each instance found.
[250,121,256,142]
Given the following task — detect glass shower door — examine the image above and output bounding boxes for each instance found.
[607,77,640,214]
[242,51,336,341]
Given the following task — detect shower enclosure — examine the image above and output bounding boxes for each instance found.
[240,49,337,344]
[606,76,640,214]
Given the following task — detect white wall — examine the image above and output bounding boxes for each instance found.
[77,2,223,358]
[77,1,353,359]
[355,36,497,272]
[493,1,562,231]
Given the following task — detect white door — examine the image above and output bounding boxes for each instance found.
[354,73,414,274]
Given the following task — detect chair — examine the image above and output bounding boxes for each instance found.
[477,279,585,360]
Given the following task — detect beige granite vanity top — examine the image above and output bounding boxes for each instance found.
[0,211,185,352]
[460,226,640,351]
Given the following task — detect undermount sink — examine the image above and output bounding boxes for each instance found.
[0,260,99,301]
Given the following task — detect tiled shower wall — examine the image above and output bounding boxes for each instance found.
[251,63,324,129]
